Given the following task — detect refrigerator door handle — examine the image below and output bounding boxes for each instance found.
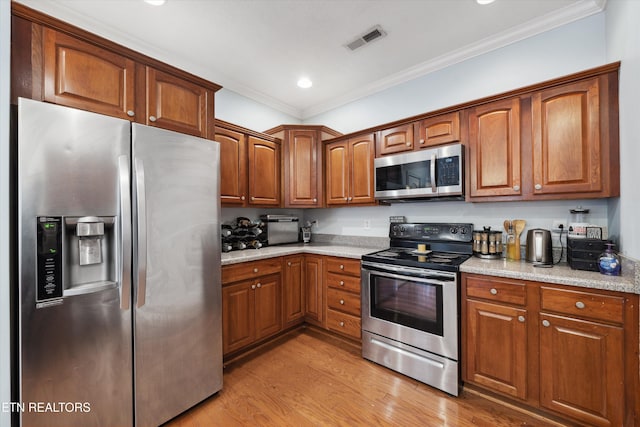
[134,157,147,308]
[118,155,132,310]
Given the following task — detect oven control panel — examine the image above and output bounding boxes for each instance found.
[390,223,473,242]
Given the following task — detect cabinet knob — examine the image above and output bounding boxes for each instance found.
[490,288,498,295]
[339,321,345,327]
[513,185,520,191]
[575,301,585,309]
[253,268,259,273]
[340,264,344,270]
[149,115,157,122]
[340,299,345,305]
[251,196,255,201]
[542,319,551,327]
[420,139,425,145]
[241,196,246,201]
[348,197,353,201]
[287,262,292,267]
[344,197,348,201]
[256,283,261,288]
[127,110,135,117]
[339,280,344,286]
[251,284,256,290]
[406,142,411,147]
[535,184,542,190]
[313,198,317,203]
[518,316,525,323]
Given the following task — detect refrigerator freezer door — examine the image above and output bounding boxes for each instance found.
[132,124,222,427]
[17,98,133,427]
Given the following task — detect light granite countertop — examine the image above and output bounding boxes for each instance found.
[461,256,639,295]
[221,243,380,266]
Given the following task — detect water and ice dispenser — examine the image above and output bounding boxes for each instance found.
[36,215,117,302]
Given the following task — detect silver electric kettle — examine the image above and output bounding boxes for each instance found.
[525,228,553,265]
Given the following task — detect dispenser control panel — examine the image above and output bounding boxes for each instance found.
[36,216,63,301]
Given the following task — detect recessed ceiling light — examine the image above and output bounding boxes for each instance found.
[476,0,495,4]
[144,0,166,6]
[297,77,313,89]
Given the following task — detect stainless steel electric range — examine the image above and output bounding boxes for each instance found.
[361,222,473,396]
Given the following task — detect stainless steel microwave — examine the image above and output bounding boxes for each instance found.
[374,143,463,201]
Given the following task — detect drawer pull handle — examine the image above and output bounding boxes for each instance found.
[251,284,256,290]
[253,268,259,273]
[490,288,498,295]
[542,319,550,327]
[340,281,345,286]
[127,110,135,117]
[575,301,585,309]
[340,299,345,305]
[518,316,525,323]
[340,265,344,270]
[513,185,520,191]
[420,139,425,145]
[535,184,542,190]
[256,283,261,288]
[406,142,411,147]
[287,262,292,266]
[241,196,246,201]
[339,321,345,327]
[149,115,157,122]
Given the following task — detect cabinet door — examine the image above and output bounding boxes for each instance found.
[146,67,210,138]
[465,299,528,400]
[222,281,255,355]
[215,127,247,206]
[43,28,136,120]
[283,256,304,327]
[284,130,320,207]
[376,124,414,156]
[247,136,281,206]
[539,313,623,427]
[254,274,282,340]
[304,255,324,326]
[468,98,522,198]
[325,141,350,206]
[416,111,460,148]
[348,134,375,204]
[532,78,602,195]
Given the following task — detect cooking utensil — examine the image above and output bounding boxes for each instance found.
[503,220,511,233]
[512,219,526,260]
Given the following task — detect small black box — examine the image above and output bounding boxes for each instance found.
[567,237,607,272]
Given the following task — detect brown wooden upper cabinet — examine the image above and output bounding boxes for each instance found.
[144,67,211,138]
[215,120,282,207]
[14,5,219,139]
[43,28,136,120]
[264,125,341,208]
[326,133,375,206]
[376,123,414,156]
[467,97,522,199]
[531,77,609,197]
[415,111,461,148]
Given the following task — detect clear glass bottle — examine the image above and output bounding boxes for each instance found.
[598,243,621,276]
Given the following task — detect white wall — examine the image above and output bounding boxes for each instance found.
[1,0,11,424]
[215,88,301,132]
[605,0,640,260]
[305,14,606,134]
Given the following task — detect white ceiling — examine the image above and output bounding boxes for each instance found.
[16,0,606,119]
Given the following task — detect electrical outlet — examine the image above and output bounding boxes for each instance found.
[552,220,567,232]
[364,219,371,229]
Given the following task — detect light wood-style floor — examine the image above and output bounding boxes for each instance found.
[164,328,566,426]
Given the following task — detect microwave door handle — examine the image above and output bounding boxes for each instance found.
[430,153,437,193]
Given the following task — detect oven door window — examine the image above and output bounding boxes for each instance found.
[370,274,443,336]
[376,159,432,191]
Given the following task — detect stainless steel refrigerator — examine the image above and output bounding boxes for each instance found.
[16,98,222,427]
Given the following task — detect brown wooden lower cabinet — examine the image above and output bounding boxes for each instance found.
[304,254,324,327]
[462,273,638,427]
[283,255,304,328]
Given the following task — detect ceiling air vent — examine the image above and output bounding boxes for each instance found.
[345,25,387,51]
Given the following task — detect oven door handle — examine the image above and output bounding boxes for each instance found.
[362,262,456,284]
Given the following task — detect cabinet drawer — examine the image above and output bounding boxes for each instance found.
[466,276,526,306]
[326,309,361,339]
[326,257,361,277]
[326,272,361,293]
[540,287,624,324]
[222,258,282,284]
[326,288,360,316]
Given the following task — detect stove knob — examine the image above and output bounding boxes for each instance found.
[450,227,458,234]
[460,227,468,235]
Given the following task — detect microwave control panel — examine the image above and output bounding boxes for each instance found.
[436,156,460,186]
